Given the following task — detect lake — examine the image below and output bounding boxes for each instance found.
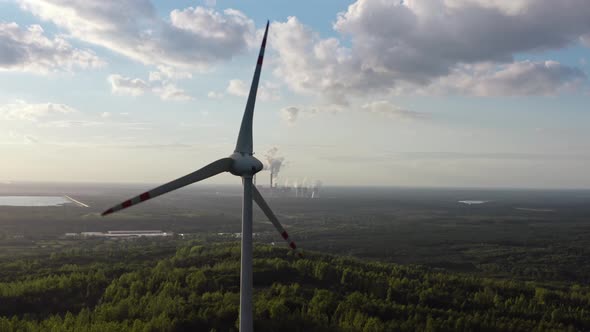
[0,196,71,207]
[458,200,488,205]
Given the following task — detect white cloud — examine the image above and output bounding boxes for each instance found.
[279,101,425,126]
[153,84,193,101]
[4,131,40,145]
[227,79,248,96]
[149,66,192,82]
[23,135,39,144]
[19,1,256,70]
[37,119,151,131]
[271,17,356,102]
[38,120,103,128]
[361,101,428,120]
[207,91,224,99]
[435,61,586,96]
[101,112,111,118]
[269,0,590,101]
[227,79,281,101]
[0,100,76,121]
[442,0,530,14]
[108,73,192,101]
[108,75,149,96]
[0,22,103,73]
[259,82,281,101]
[280,106,299,125]
[278,105,328,125]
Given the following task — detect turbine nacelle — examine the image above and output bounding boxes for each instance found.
[229,152,263,177]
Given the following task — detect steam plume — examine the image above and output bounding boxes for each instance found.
[264,147,285,186]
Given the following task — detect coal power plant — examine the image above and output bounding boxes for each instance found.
[257,147,321,199]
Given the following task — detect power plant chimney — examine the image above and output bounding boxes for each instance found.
[270,170,274,189]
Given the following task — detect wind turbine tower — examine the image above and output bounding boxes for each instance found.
[101,21,300,332]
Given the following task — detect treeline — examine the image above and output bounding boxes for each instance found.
[0,241,589,331]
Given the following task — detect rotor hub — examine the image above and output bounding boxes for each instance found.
[229,152,263,177]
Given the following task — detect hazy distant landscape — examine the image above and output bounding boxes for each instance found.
[1,182,589,330]
[2,182,590,284]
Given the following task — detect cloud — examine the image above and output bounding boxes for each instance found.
[280,106,300,125]
[0,22,103,73]
[361,101,428,120]
[334,0,590,79]
[582,34,590,47]
[36,119,152,131]
[149,66,192,82]
[396,151,590,161]
[322,151,590,163]
[207,91,224,99]
[270,17,357,102]
[147,66,193,100]
[108,75,150,96]
[0,100,76,121]
[0,100,150,134]
[226,79,280,101]
[37,120,103,128]
[259,82,281,101]
[435,61,586,96]
[280,101,425,126]
[5,131,41,145]
[108,73,192,101]
[269,0,590,101]
[227,79,248,96]
[278,105,329,125]
[19,1,256,70]
[153,84,193,101]
[23,135,40,144]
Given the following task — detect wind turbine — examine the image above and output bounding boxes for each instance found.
[101,21,300,332]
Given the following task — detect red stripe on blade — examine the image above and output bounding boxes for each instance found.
[289,242,296,249]
[257,56,263,65]
[281,231,288,240]
[139,192,151,201]
[102,208,114,216]
[122,200,132,208]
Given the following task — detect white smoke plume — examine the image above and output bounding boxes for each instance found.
[264,147,285,186]
[314,180,323,190]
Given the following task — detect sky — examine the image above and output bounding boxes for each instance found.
[1,0,590,189]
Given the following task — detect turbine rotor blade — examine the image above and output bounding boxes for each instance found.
[234,20,269,155]
[102,158,233,216]
[252,185,302,257]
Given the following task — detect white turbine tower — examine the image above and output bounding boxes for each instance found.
[101,21,300,332]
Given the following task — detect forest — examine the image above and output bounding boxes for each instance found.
[0,238,588,332]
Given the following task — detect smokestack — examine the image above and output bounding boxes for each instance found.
[264,147,284,190]
[313,180,322,198]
